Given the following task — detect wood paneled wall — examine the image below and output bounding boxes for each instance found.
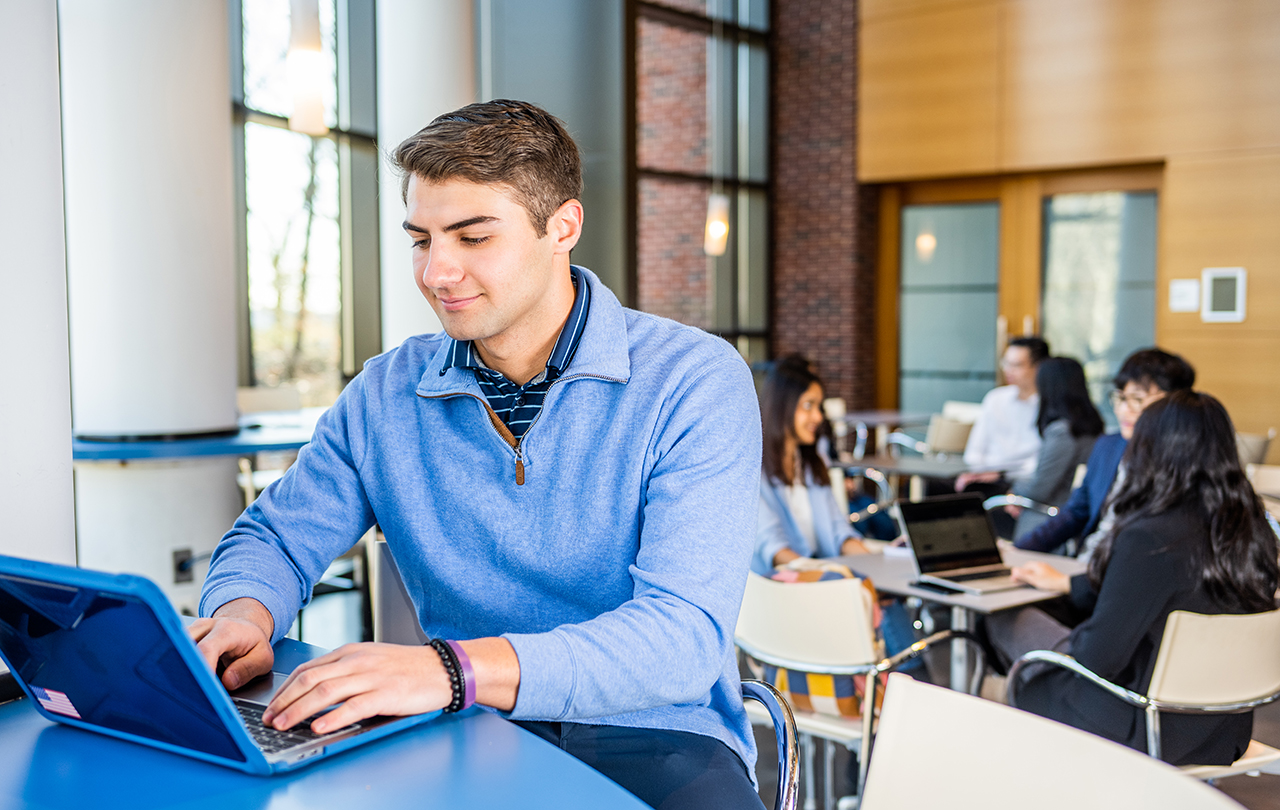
[861,0,1280,459]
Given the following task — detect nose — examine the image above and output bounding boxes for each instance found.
[419,242,464,290]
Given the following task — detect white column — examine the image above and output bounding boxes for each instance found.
[375,0,476,351]
[58,0,242,605]
[60,0,238,437]
[0,0,76,564]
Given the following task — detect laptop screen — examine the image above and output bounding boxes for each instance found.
[899,495,1004,574]
[0,573,246,761]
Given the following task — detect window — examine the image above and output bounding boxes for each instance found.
[231,0,380,408]
[631,0,770,366]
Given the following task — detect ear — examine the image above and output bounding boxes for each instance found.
[547,199,584,255]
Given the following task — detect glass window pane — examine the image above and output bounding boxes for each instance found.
[738,188,768,331]
[243,0,337,127]
[637,177,710,329]
[899,202,1000,414]
[1041,191,1157,426]
[637,19,708,175]
[739,43,768,182]
[739,0,769,29]
[245,123,342,406]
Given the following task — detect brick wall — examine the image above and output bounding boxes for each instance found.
[771,0,877,407]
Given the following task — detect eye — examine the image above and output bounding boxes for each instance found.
[461,236,491,246]
[412,237,430,250]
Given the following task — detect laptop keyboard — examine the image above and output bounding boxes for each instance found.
[234,699,361,753]
[944,566,1012,582]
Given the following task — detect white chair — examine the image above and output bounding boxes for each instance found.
[1237,428,1276,466]
[861,674,1244,810]
[941,400,983,424]
[884,415,971,460]
[1247,463,1280,524]
[1008,609,1280,780]
[735,573,968,810]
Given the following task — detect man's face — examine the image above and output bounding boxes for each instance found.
[403,177,578,353]
[1111,381,1167,439]
[1001,346,1035,391]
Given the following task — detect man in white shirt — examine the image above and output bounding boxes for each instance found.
[955,337,1049,535]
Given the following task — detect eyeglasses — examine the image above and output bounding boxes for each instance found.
[1109,390,1158,411]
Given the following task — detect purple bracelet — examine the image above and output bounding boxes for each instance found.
[445,640,477,711]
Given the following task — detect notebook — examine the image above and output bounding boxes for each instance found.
[0,554,440,774]
[898,494,1025,594]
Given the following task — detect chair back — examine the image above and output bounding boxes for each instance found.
[941,400,982,423]
[736,573,878,669]
[924,415,972,455]
[1147,610,1280,705]
[861,674,1242,810]
[1236,428,1276,465]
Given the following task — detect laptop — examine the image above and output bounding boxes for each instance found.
[0,554,440,774]
[898,494,1026,594]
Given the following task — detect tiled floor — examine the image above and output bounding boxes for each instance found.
[751,691,1280,809]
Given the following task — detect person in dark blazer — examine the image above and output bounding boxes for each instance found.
[1014,348,1195,556]
[991,390,1279,765]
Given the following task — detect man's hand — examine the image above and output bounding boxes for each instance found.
[840,537,870,555]
[261,637,521,734]
[188,597,276,691]
[1010,561,1070,594]
[954,470,1000,492]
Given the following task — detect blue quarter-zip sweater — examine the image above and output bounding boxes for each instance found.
[200,267,763,772]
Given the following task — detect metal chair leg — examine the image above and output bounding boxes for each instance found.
[802,734,817,810]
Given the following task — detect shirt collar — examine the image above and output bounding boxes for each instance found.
[440,265,592,383]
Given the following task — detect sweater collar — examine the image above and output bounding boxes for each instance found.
[415,265,631,397]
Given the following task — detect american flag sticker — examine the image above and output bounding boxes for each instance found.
[32,686,81,719]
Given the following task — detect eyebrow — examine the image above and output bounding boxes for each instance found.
[402,215,500,234]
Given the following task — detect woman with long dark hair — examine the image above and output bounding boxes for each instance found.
[992,390,1279,765]
[1009,357,1105,539]
[753,354,868,575]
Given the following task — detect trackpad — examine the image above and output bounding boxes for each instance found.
[229,670,291,704]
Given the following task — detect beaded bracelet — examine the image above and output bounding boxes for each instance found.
[428,638,467,713]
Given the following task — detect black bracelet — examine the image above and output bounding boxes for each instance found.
[428,638,467,713]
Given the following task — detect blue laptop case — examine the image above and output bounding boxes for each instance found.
[0,554,440,774]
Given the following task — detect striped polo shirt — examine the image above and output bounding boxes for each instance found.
[441,266,592,441]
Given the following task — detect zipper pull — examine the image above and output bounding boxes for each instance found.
[514,447,525,486]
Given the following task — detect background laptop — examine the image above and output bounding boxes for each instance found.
[898,494,1025,594]
[0,554,439,774]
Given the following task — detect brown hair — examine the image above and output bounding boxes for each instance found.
[391,99,582,235]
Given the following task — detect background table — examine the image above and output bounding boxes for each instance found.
[838,546,1087,690]
[0,637,649,810]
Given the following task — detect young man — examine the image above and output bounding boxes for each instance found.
[1013,347,1196,562]
[190,100,764,809]
[955,336,1050,535]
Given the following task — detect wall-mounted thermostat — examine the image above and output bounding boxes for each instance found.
[1201,267,1246,323]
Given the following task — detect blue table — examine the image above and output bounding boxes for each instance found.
[71,410,324,461]
[0,638,649,810]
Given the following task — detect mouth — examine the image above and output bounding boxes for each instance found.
[435,294,480,312]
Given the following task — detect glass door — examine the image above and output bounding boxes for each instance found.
[1040,191,1157,426]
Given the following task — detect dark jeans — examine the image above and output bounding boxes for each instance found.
[513,721,765,810]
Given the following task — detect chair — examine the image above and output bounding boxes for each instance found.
[735,573,970,810]
[941,399,983,424]
[884,414,972,460]
[981,493,1059,519]
[1247,463,1280,524]
[860,674,1243,810]
[1007,609,1280,780]
[1237,428,1276,466]
[742,679,801,810]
